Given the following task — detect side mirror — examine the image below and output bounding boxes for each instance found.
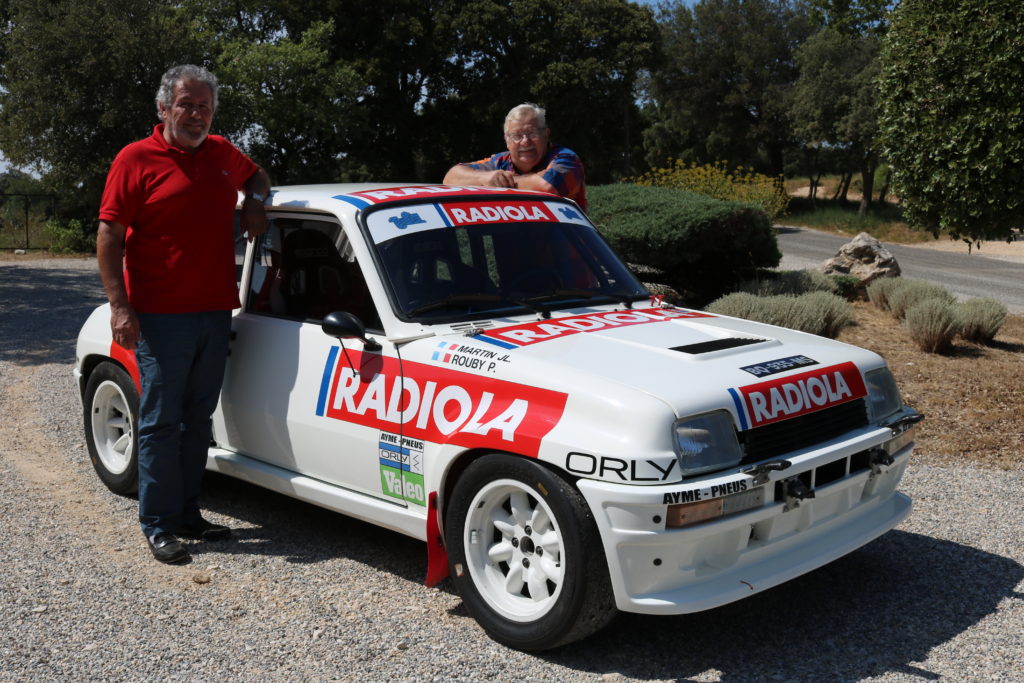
[321,311,382,351]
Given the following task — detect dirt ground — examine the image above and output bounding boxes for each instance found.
[838,301,1024,471]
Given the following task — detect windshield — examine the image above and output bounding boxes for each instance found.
[363,197,648,322]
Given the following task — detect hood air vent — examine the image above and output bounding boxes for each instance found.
[451,320,494,333]
[671,337,767,355]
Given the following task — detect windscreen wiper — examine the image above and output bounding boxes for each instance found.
[506,289,597,319]
[589,292,648,309]
[406,294,503,316]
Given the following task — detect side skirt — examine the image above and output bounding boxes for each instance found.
[205,448,427,541]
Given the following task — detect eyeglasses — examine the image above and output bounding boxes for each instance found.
[504,129,542,143]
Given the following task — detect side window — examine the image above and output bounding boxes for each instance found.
[247,216,381,329]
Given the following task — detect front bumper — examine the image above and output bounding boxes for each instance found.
[577,425,913,615]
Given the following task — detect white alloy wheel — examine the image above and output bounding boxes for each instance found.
[463,478,567,622]
[445,454,616,650]
[90,379,134,475]
[83,362,139,494]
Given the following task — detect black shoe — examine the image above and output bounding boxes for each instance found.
[177,518,231,541]
[147,532,191,564]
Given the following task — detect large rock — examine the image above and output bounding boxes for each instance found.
[822,232,901,286]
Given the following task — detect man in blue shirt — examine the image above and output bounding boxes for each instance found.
[444,103,588,211]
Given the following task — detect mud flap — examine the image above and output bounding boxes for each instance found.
[425,491,449,587]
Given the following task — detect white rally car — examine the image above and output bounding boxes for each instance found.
[76,184,921,650]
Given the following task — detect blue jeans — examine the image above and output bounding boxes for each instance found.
[135,311,231,539]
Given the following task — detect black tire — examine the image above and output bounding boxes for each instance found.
[83,361,139,495]
[445,454,617,650]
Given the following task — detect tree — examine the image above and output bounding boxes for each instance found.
[0,0,203,219]
[644,0,816,176]
[806,0,891,35]
[0,0,658,225]
[433,0,659,183]
[215,20,365,184]
[275,0,658,183]
[877,0,1024,242]
[788,26,882,214]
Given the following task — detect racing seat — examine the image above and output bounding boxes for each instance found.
[279,229,365,321]
[389,233,494,309]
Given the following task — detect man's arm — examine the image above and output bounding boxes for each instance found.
[443,163,517,188]
[525,147,585,199]
[506,172,556,195]
[240,166,271,241]
[96,220,139,350]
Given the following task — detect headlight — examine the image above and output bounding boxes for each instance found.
[673,410,743,477]
[865,367,903,423]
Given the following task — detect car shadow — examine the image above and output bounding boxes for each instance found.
[541,530,1023,680]
[194,472,425,577]
[198,473,1022,680]
[0,262,106,365]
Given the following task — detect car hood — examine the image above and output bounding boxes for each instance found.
[419,306,882,423]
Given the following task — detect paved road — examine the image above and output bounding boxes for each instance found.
[775,226,1024,313]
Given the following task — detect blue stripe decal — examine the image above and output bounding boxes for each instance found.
[378,442,411,456]
[316,346,340,416]
[379,456,410,471]
[434,203,452,227]
[476,335,518,350]
[728,388,749,431]
[333,194,370,210]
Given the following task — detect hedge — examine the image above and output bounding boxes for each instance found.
[956,298,1007,344]
[705,291,852,339]
[588,184,781,306]
[905,298,959,353]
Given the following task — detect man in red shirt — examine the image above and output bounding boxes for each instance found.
[97,64,270,564]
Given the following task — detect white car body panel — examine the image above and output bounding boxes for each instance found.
[75,182,918,617]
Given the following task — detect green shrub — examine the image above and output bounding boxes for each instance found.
[886,279,955,320]
[905,298,959,353]
[829,274,863,301]
[45,218,95,254]
[865,276,903,311]
[736,269,838,297]
[588,184,780,306]
[704,292,763,321]
[800,291,854,338]
[956,298,1007,344]
[705,291,851,338]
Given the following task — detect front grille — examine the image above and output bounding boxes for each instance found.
[738,399,868,465]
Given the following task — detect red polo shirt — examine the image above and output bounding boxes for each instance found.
[99,124,258,313]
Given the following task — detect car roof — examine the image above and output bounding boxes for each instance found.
[264,183,565,216]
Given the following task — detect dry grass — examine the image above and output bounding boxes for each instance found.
[838,301,1024,470]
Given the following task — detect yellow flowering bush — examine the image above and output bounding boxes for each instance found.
[631,160,789,221]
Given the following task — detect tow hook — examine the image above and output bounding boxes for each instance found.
[783,476,815,512]
[886,411,925,436]
[741,459,792,487]
[869,447,895,474]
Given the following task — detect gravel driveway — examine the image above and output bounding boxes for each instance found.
[2,258,1022,682]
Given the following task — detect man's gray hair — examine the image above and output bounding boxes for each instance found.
[504,103,547,132]
[155,64,218,117]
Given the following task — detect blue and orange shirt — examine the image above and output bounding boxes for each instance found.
[464,145,588,212]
